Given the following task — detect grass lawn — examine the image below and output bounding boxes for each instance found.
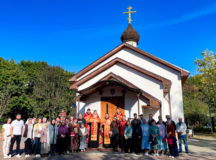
[193,132,216,140]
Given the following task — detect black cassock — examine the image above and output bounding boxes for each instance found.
[88,122,100,148]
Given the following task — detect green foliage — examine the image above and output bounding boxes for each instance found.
[194,49,216,111]
[183,76,209,126]
[0,57,75,121]
[193,126,212,133]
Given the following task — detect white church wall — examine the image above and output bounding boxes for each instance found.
[78,64,163,100]
[77,47,185,122]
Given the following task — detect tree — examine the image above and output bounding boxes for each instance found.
[194,49,216,132]
[0,57,76,121]
[33,65,75,119]
[183,75,209,127]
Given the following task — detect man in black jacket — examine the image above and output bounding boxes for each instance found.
[131,113,142,154]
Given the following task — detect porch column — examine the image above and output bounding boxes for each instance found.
[77,95,81,115]
[137,93,140,115]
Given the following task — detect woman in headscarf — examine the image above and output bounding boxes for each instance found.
[57,120,69,154]
[141,119,150,156]
[48,119,58,156]
[149,119,160,157]
[23,118,34,158]
[33,118,42,158]
[70,118,80,152]
[79,123,88,152]
[124,120,132,153]
[40,117,50,155]
[167,117,178,158]
[157,117,167,155]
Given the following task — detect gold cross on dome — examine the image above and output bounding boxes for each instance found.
[123,6,136,24]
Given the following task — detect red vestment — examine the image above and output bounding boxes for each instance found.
[101,117,112,147]
[114,112,123,121]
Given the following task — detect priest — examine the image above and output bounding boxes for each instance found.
[101,113,112,148]
[114,108,123,121]
[83,108,92,123]
[88,110,101,148]
[83,108,93,143]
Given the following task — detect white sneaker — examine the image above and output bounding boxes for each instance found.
[144,152,149,156]
[28,154,30,157]
[25,155,28,158]
[3,155,8,159]
[36,154,41,158]
[8,154,11,158]
[156,153,159,157]
[169,156,175,159]
[15,154,21,158]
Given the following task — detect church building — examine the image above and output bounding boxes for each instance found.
[69,8,189,122]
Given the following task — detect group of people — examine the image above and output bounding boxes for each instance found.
[1,109,188,159]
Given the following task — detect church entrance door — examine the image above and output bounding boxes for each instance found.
[101,96,125,121]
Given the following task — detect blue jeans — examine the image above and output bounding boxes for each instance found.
[9,135,21,155]
[178,134,188,153]
[34,138,41,154]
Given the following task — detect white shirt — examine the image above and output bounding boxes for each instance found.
[3,124,11,137]
[11,119,24,135]
[176,122,187,135]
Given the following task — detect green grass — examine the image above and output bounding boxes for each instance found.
[0,124,2,133]
[194,132,216,138]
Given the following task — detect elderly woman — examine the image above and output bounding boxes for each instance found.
[40,117,50,155]
[157,117,167,154]
[79,123,88,152]
[141,119,150,156]
[124,120,132,153]
[23,118,34,158]
[58,120,69,154]
[70,118,80,152]
[149,119,161,157]
[49,119,58,156]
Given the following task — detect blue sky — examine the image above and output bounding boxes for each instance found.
[0,0,216,75]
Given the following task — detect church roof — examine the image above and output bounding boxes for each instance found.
[70,57,172,95]
[69,43,189,85]
[121,24,140,43]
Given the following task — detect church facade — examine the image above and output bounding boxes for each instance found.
[69,23,189,122]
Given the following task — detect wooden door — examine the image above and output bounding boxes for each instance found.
[101,97,125,121]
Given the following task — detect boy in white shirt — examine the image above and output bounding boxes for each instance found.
[2,118,12,159]
[8,114,24,158]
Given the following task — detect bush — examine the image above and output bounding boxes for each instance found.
[193,126,212,133]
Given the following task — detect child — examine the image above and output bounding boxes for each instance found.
[79,123,88,152]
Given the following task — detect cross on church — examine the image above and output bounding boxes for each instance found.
[123,6,136,24]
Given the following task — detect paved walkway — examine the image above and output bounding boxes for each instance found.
[0,136,215,160]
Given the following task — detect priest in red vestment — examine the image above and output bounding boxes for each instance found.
[84,108,92,123]
[101,113,112,148]
[88,110,101,148]
[114,108,123,121]
[83,108,92,143]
